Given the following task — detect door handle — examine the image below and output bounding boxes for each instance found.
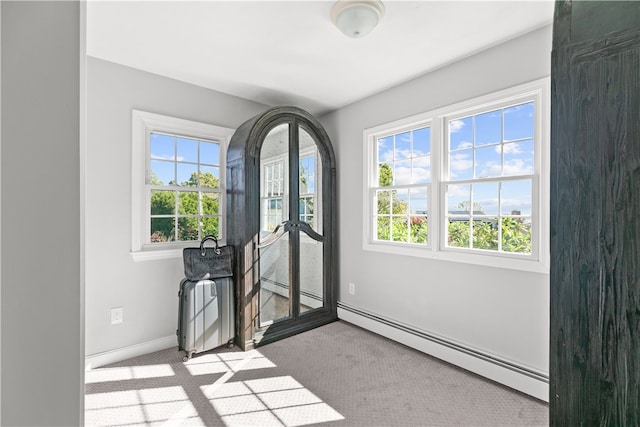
[258,220,292,249]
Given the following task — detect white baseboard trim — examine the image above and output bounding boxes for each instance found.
[338,303,549,402]
[85,335,176,370]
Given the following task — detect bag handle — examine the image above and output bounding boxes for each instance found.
[200,235,221,256]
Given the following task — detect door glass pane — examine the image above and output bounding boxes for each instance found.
[299,236,323,313]
[259,231,291,326]
[299,125,324,313]
[259,123,290,325]
[299,126,322,233]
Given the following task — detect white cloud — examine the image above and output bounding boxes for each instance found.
[476,159,533,177]
[449,119,466,133]
[413,156,431,167]
[394,166,412,185]
[500,143,522,154]
[449,152,472,178]
[454,141,473,150]
[503,159,533,176]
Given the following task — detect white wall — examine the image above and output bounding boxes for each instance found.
[1,2,83,425]
[85,57,268,362]
[320,26,552,398]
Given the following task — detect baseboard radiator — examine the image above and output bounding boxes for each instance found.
[338,302,549,402]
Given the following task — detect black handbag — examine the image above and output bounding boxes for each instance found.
[183,236,234,281]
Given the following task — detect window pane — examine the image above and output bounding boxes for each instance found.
[377,190,391,214]
[150,190,175,215]
[504,102,534,141]
[449,149,473,180]
[409,188,428,215]
[394,132,411,159]
[376,216,390,241]
[394,160,412,185]
[299,156,315,194]
[501,180,532,216]
[299,196,314,216]
[202,216,219,238]
[200,141,220,165]
[392,217,408,242]
[449,117,472,151]
[412,156,431,184]
[503,139,534,176]
[447,184,470,215]
[378,163,393,187]
[502,218,532,254]
[202,193,219,215]
[472,219,499,250]
[177,137,198,163]
[199,166,220,188]
[472,182,498,215]
[393,189,409,215]
[448,219,470,248]
[178,217,198,241]
[413,127,430,156]
[150,218,175,243]
[410,216,428,244]
[177,163,198,186]
[150,133,174,160]
[150,160,174,186]
[475,145,501,178]
[178,191,198,215]
[475,109,501,146]
[304,173,315,194]
[378,136,393,163]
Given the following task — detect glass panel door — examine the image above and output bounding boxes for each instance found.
[259,123,290,326]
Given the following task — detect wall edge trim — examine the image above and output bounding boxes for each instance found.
[85,335,176,370]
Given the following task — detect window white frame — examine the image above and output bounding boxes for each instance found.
[131,110,234,261]
[363,78,550,273]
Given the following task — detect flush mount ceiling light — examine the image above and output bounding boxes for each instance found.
[331,0,385,38]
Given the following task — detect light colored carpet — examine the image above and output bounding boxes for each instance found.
[85,320,548,426]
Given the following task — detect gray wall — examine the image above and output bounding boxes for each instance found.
[320,26,552,374]
[1,2,82,425]
[85,57,268,358]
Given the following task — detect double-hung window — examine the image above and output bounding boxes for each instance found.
[364,79,549,272]
[374,126,431,245]
[131,110,234,260]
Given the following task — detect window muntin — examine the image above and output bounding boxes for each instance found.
[373,126,430,245]
[148,132,223,244]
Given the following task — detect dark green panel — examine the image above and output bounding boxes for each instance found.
[571,1,640,43]
[550,1,640,425]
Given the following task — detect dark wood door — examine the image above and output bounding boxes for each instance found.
[550,2,640,425]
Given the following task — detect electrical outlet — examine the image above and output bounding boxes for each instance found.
[348,282,355,295]
[111,307,123,325]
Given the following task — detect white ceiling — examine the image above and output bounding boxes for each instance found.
[86,1,554,116]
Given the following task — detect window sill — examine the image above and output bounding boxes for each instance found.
[130,248,183,262]
[363,241,549,274]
